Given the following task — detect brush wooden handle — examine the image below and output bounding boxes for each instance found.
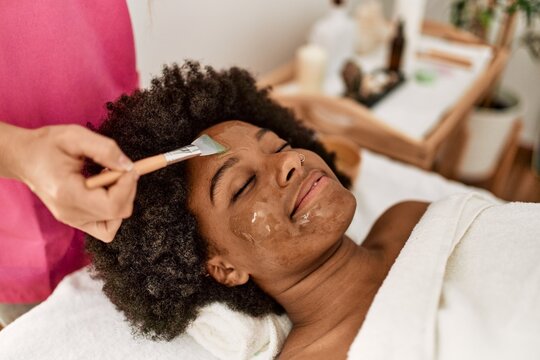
[85,154,167,189]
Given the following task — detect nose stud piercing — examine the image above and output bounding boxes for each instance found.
[298,153,305,164]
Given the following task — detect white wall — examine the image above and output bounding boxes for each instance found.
[499,21,540,146]
[127,0,538,146]
[127,0,337,86]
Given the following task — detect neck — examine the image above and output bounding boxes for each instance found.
[271,236,385,332]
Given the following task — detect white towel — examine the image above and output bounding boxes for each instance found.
[187,303,292,360]
[348,193,540,360]
[437,201,540,360]
[0,266,292,360]
[0,268,218,360]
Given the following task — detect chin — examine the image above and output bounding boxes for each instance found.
[298,190,356,269]
[326,190,357,237]
[298,183,357,242]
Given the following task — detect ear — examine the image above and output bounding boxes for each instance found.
[206,256,249,287]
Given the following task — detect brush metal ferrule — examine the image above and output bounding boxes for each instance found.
[164,145,202,165]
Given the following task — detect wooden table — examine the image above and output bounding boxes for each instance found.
[258,22,510,177]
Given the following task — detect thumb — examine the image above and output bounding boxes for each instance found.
[63,126,133,172]
[79,219,123,243]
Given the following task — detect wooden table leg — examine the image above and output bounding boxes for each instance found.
[488,119,523,197]
[435,120,469,179]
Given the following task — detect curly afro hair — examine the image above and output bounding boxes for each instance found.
[85,61,351,341]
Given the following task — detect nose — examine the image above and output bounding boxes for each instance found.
[275,151,303,187]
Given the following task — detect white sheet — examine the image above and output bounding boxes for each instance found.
[347,150,495,244]
[0,268,216,360]
[348,193,540,360]
[0,150,494,360]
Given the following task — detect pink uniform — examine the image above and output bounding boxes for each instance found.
[0,0,138,302]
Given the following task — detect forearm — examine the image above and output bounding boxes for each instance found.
[0,121,33,180]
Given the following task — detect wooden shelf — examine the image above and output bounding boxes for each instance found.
[258,21,510,173]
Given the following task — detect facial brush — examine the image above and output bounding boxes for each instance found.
[85,134,227,189]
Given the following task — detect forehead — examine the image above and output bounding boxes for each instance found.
[201,120,261,147]
[186,121,269,185]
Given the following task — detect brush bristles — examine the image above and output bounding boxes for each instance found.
[192,134,227,156]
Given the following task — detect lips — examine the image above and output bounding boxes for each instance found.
[290,170,325,218]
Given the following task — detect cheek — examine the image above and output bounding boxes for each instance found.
[295,184,356,238]
[280,185,355,270]
[229,200,299,247]
[228,184,356,271]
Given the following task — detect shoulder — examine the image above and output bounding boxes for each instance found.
[362,200,430,253]
[385,200,430,220]
[278,334,351,360]
[370,200,430,235]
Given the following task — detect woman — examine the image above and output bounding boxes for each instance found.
[0,0,139,326]
[186,120,428,359]
[86,62,428,359]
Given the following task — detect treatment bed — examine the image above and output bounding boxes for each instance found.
[0,149,500,360]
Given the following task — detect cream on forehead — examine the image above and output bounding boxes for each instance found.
[200,122,270,159]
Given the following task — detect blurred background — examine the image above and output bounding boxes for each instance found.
[127,0,539,202]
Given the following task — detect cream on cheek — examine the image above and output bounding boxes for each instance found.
[227,181,351,251]
[229,198,298,247]
[293,184,351,237]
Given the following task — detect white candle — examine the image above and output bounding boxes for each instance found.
[296,44,328,94]
[393,0,426,75]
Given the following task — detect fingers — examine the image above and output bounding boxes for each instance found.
[56,170,138,238]
[78,219,123,243]
[61,125,133,172]
[72,171,138,242]
[81,172,138,242]
[20,124,140,243]
[104,170,139,218]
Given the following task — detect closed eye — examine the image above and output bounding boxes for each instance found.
[232,174,256,202]
[276,142,290,152]
[231,142,289,203]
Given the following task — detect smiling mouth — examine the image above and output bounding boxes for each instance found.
[290,171,326,218]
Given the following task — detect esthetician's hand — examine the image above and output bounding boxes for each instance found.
[0,123,138,242]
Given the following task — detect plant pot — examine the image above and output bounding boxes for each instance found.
[457,88,523,181]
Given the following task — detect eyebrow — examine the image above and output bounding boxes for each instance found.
[209,128,271,205]
[255,128,270,141]
[210,157,239,205]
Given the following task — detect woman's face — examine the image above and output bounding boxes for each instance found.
[187,121,356,288]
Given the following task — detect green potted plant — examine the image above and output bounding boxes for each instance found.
[451,0,540,60]
[449,0,540,182]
